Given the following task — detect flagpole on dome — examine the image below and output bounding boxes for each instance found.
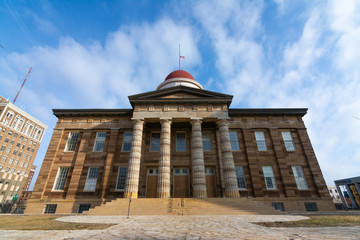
[179,44,184,70]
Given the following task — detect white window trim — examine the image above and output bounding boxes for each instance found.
[229,131,240,151]
[292,166,308,190]
[282,131,296,151]
[255,131,267,151]
[64,132,79,152]
[115,167,128,191]
[262,166,277,190]
[53,167,69,191]
[84,167,99,191]
[202,131,212,151]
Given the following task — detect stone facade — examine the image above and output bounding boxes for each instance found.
[26,71,334,214]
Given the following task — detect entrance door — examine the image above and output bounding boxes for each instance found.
[205,167,216,197]
[146,168,158,198]
[173,168,189,198]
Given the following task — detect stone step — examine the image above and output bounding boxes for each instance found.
[85,198,282,215]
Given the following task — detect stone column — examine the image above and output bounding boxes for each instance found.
[217,118,240,198]
[191,118,207,198]
[157,119,172,198]
[124,119,144,198]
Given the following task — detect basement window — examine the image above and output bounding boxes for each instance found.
[78,204,91,213]
[44,204,57,214]
[305,202,318,211]
[272,202,285,211]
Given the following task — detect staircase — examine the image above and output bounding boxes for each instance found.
[85,198,283,215]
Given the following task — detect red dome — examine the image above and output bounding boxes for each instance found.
[165,70,195,81]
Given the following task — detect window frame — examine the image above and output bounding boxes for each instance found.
[202,131,212,151]
[150,131,161,152]
[93,132,106,152]
[176,131,186,151]
[282,131,296,151]
[121,132,133,152]
[64,132,79,152]
[255,131,267,151]
[262,166,277,190]
[84,167,99,191]
[115,167,128,191]
[292,166,308,190]
[53,167,69,191]
[235,166,247,189]
[229,131,240,151]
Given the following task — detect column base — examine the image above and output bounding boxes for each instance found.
[124,191,138,198]
[193,190,207,198]
[225,191,240,198]
[157,192,170,198]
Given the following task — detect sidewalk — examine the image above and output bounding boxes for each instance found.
[0,215,360,240]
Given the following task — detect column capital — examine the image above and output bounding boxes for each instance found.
[216,118,230,127]
[190,117,203,125]
[131,118,144,124]
[160,118,172,124]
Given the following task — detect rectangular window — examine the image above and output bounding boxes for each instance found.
[13,149,18,155]
[116,167,128,190]
[229,131,240,151]
[93,132,106,152]
[78,204,91,213]
[202,131,212,151]
[0,146,5,152]
[4,138,9,143]
[9,158,14,164]
[44,204,57,214]
[176,132,186,151]
[2,156,7,162]
[262,166,277,189]
[255,131,267,151]
[292,166,308,190]
[304,202,318,211]
[235,166,246,189]
[16,142,20,147]
[6,148,11,153]
[150,132,160,151]
[65,132,79,151]
[84,167,99,191]
[53,167,69,190]
[5,167,10,172]
[282,131,295,151]
[122,132,133,151]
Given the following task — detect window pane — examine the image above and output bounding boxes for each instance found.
[235,166,246,189]
[93,132,106,152]
[84,167,99,191]
[229,131,240,151]
[262,166,277,189]
[122,132,133,151]
[202,132,212,151]
[292,166,308,190]
[282,132,295,151]
[116,167,128,190]
[176,132,186,151]
[53,167,69,190]
[65,132,79,151]
[255,131,267,151]
[150,132,160,151]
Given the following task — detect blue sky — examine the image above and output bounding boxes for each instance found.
[1,0,360,189]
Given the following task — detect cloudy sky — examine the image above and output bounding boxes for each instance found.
[1,0,359,189]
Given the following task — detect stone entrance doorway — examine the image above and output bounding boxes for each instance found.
[146,168,158,198]
[173,168,190,198]
[205,167,216,197]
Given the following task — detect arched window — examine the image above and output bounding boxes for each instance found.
[3,111,14,126]
[27,123,34,136]
[32,126,38,138]
[17,118,25,131]
[36,129,42,141]
[22,121,30,134]
[11,115,20,128]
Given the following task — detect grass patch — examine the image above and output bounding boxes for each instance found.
[257,215,360,228]
[0,215,115,230]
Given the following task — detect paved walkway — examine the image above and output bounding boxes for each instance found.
[1,215,360,240]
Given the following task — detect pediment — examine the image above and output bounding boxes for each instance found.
[128,86,233,107]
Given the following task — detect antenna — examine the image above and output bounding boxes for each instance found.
[13,66,32,103]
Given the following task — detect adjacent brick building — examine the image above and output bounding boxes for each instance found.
[26,70,334,214]
[0,96,47,204]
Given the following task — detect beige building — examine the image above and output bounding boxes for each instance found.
[0,96,47,204]
[26,70,334,214]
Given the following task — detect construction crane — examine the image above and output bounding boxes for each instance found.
[13,66,32,103]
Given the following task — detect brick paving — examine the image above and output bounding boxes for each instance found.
[0,215,360,240]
